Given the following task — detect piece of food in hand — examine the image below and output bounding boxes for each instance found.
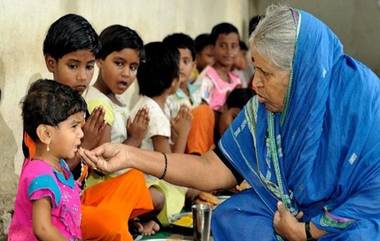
[196,192,219,206]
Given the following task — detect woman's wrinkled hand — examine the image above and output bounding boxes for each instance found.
[79,143,129,174]
[273,202,305,241]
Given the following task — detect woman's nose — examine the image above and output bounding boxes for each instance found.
[251,75,261,92]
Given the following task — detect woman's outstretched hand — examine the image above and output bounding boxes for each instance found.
[79,143,129,173]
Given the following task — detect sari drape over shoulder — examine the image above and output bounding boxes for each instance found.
[212,9,380,241]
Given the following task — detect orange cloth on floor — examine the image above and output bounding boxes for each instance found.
[81,169,154,241]
[186,104,215,155]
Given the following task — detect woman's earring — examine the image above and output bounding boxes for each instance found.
[47,144,50,152]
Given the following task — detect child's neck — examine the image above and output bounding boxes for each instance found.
[152,92,169,109]
[33,145,63,172]
[213,62,232,83]
[94,76,122,105]
[180,82,189,97]
[94,75,113,96]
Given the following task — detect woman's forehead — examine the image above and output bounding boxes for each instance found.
[251,44,275,71]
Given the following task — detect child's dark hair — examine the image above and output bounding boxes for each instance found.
[239,40,248,51]
[163,33,195,60]
[194,33,213,54]
[97,24,145,60]
[22,79,87,142]
[226,88,255,109]
[43,14,100,60]
[210,22,239,45]
[249,15,263,36]
[137,42,179,97]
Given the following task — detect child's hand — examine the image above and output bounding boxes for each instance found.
[82,107,106,149]
[126,107,149,147]
[171,105,192,140]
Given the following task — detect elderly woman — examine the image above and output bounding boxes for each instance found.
[80,5,380,241]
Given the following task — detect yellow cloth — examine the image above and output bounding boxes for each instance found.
[148,178,187,226]
[189,67,199,83]
[87,98,115,125]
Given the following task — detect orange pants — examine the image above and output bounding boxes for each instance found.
[81,169,153,241]
[186,104,215,155]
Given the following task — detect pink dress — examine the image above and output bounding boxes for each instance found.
[8,159,82,241]
[196,66,241,111]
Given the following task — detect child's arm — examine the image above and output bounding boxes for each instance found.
[170,105,192,153]
[124,107,149,147]
[32,198,68,241]
[152,136,172,153]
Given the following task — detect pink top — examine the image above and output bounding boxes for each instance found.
[196,66,241,111]
[8,159,81,241]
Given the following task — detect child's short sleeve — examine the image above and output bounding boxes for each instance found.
[146,106,171,138]
[27,175,61,208]
[87,98,115,126]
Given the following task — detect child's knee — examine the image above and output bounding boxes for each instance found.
[149,187,165,211]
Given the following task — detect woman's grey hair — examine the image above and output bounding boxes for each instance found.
[250,5,297,71]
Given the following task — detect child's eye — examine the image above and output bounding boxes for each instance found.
[86,65,95,71]
[130,64,138,72]
[114,61,124,67]
[68,64,79,69]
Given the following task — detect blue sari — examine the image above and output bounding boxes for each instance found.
[212,9,380,241]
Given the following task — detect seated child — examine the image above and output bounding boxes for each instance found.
[131,42,192,226]
[38,13,105,181]
[163,33,202,118]
[194,33,215,73]
[195,23,242,111]
[9,79,86,240]
[188,33,214,83]
[80,25,156,239]
[187,88,255,155]
[84,24,149,185]
[233,40,253,88]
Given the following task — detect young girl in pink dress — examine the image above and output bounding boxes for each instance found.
[8,79,87,241]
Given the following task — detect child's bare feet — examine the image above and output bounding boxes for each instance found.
[134,220,160,236]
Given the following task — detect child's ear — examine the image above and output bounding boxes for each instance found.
[45,55,57,73]
[170,78,179,88]
[96,59,103,69]
[36,124,52,145]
